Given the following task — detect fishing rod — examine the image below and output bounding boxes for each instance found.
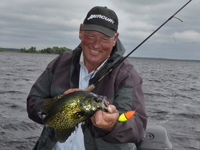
[85,0,192,92]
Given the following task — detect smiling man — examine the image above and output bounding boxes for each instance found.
[27,6,147,150]
[79,6,119,73]
[79,30,118,73]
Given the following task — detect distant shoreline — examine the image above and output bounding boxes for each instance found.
[1,47,200,62]
[1,51,199,62]
[0,46,71,55]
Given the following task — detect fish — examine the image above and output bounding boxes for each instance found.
[38,91,109,143]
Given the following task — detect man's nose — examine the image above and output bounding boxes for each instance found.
[93,38,101,49]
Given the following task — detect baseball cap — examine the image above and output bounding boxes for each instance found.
[81,6,118,37]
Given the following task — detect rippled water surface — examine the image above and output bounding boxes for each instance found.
[0,52,200,150]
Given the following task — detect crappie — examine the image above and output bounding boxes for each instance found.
[38,91,108,143]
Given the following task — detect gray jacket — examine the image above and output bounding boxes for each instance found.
[27,39,147,150]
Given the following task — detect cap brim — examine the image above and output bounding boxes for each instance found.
[81,24,116,37]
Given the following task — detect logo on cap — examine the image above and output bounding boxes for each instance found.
[87,14,115,24]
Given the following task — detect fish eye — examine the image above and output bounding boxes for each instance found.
[96,97,103,102]
[92,97,98,102]
[96,98,101,102]
[93,97,102,102]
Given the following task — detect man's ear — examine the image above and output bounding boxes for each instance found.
[113,33,119,46]
[79,24,83,40]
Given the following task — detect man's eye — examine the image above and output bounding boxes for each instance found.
[87,34,94,38]
[102,38,109,42]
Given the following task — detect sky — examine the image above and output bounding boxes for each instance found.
[0,0,199,60]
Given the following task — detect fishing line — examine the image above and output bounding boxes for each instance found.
[174,17,183,22]
[84,0,192,92]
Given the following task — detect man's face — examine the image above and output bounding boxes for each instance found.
[79,25,119,69]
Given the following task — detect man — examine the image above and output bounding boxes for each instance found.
[27,6,147,150]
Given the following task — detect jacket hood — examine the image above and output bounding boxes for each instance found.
[109,38,125,63]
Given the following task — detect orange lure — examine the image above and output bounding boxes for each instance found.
[118,110,135,122]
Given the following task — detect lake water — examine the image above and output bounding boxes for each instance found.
[0,52,199,150]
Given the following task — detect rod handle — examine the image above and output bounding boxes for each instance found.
[84,84,95,92]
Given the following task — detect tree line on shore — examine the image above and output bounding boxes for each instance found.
[20,46,71,54]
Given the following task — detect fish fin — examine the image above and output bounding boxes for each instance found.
[38,94,65,113]
[55,127,76,143]
[38,95,65,123]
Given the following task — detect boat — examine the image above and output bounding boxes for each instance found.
[136,124,173,150]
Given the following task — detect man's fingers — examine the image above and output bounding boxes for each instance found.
[107,105,118,113]
[63,88,82,95]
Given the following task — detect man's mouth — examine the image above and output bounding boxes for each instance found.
[90,49,99,54]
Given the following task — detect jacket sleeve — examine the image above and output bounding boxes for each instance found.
[104,85,146,143]
[26,54,63,124]
[27,68,53,124]
[93,60,147,143]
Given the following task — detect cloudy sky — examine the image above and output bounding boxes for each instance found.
[0,0,199,60]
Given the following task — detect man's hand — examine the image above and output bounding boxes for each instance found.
[90,105,119,134]
[63,88,82,95]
